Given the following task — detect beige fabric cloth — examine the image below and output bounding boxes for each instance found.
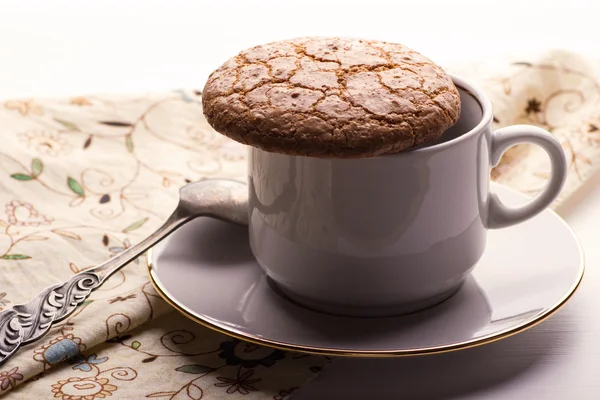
[0,50,596,399]
[448,49,600,212]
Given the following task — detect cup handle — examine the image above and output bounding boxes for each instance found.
[488,125,568,229]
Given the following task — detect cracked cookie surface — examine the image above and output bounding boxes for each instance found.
[202,37,460,158]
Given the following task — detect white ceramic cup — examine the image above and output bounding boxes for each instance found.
[246,75,567,317]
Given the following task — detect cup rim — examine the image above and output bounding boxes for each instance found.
[380,74,494,156]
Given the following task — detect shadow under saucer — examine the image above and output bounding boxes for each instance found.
[292,310,573,399]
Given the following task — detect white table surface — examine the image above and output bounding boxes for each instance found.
[2,1,600,398]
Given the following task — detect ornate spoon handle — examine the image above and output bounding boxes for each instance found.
[0,212,187,365]
[0,178,249,365]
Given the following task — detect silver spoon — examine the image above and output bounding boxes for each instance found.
[0,179,249,365]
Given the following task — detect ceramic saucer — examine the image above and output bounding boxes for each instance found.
[147,183,584,357]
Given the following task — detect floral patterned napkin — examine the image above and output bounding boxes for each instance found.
[0,50,598,399]
[448,49,600,212]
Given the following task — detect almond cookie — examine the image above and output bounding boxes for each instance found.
[202,37,460,158]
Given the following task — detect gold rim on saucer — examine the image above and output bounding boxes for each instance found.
[146,210,584,358]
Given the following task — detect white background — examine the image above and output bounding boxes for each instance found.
[2,0,600,398]
[1,0,600,99]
